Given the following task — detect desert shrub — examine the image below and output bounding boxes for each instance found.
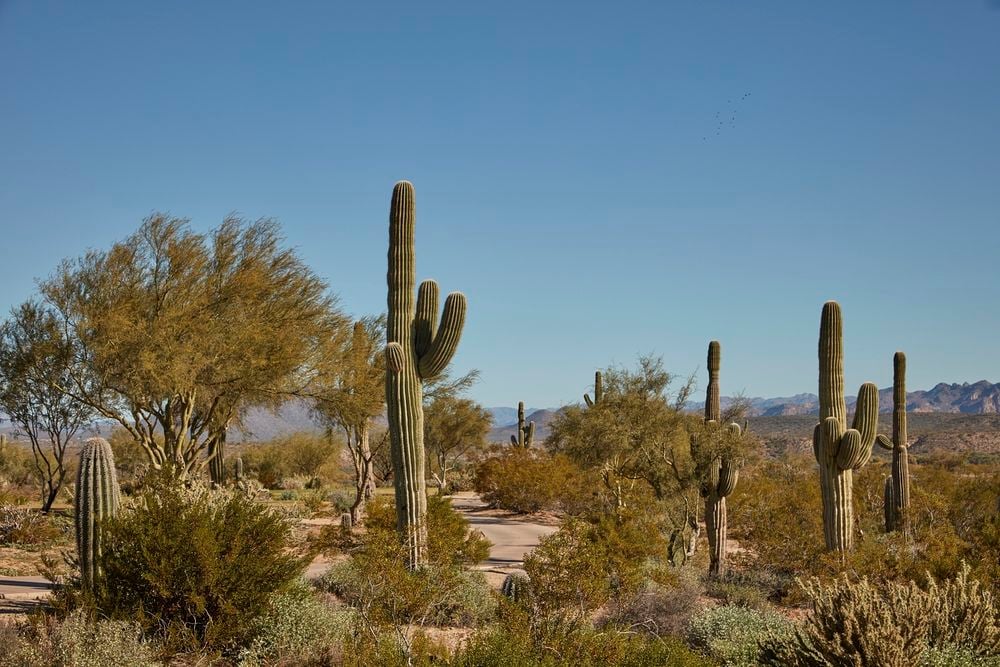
[317,495,496,629]
[327,487,356,514]
[687,604,793,667]
[612,565,703,637]
[0,610,157,667]
[761,564,1000,666]
[0,439,37,487]
[526,510,667,626]
[454,605,715,667]
[0,505,62,545]
[705,578,770,611]
[238,580,354,666]
[474,449,596,514]
[921,645,1000,667]
[93,475,304,653]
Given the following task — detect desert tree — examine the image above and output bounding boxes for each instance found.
[424,395,491,494]
[313,317,386,524]
[40,214,347,479]
[548,356,716,562]
[0,301,94,511]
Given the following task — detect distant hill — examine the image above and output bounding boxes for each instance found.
[690,381,1000,417]
[488,408,561,443]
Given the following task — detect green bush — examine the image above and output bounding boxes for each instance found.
[93,475,304,653]
[317,495,496,629]
[238,580,354,666]
[0,505,62,545]
[474,449,596,514]
[0,610,158,667]
[454,605,715,667]
[921,645,1000,667]
[687,604,793,667]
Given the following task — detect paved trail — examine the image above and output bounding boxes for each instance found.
[448,492,557,571]
[0,576,52,614]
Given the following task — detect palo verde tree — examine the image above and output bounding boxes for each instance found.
[424,394,491,494]
[41,214,346,479]
[313,317,387,525]
[547,356,702,561]
[0,301,94,511]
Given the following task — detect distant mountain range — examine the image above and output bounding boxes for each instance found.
[688,381,1000,417]
[3,381,997,444]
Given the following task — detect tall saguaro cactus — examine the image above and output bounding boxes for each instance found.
[877,352,910,533]
[510,401,535,448]
[385,181,467,568]
[75,437,120,589]
[700,341,742,576]
[583,371,603,406]
[814,302,879,553]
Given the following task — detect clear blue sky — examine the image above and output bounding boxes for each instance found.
[2,1,998,408]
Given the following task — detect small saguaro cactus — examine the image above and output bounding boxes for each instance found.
[698,341,744,576]
[235,456,244,482]
[510,401,535,449]
[877,351,910,533]
[813,301,879,553]
[75,437,121,589]
[583,370,603,407]
[385,181,467,569]
[501,571,531,603]
[209,436,226,486]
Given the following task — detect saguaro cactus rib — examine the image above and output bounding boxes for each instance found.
[877,351,910,532]
[75,437,120,589]
[385,181,467,568]
[813,301,879,553]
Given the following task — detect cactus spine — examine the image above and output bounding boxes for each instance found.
[510,401,535,448]
[814,302,879,552]
[385,181,467,568]
[583,370,603,407]
[877,352,910,533]
[701,341,742,576]
[75,437,120,589]
[500,571,531,603]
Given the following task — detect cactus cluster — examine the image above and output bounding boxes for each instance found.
[510,401,535,449]
[75,437,120,589]
[813,302,879,553]
[699,341,743,576]
[877,351,910,533]
[385,181,467,568]
[583,370,603,406]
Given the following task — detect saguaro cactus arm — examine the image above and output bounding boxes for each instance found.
[583,370,603,406]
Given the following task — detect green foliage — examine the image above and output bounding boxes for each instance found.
[238,580,355,666]
[687,604,793,667]
[453,605,716,667]
[0,610,157,667]
[0,437,38,487]
[318,495,495,629]
[0,505,61,545]
[525,510,667,626]
[240,432,343,490]
[761,564,1000,666]
[474,448,596,514]
[424,394,490,493]
[93,475,303,652]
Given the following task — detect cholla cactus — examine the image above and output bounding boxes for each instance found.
[75,437,120,589]
[813,302,879,552]
[510,401,535,449]
[877,351,910,533]
[501,570,531,603]
[583,370,603,406]
[385,181,467,568]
